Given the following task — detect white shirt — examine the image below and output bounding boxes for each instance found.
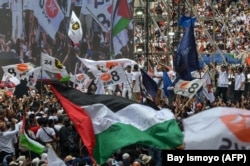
[234,72,245,90]
[153,67,163,88]
[217,71,229,87]
[132,71,141,93]
[36,126,55,143]
[0,124,19,153]
[124,71,133,89]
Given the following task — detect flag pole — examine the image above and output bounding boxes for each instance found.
[40,53,43,94]
[73,62,79,88]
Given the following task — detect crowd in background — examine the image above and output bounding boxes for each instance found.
[0,0,250,166]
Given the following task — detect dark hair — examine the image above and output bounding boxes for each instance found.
[38,117,48,126]
[238,67,243,73]
[134,64,139,70]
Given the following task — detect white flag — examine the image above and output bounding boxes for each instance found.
[174,79,206,98]
[95,79,105,95]
[85,0,112,32]
[47,146,66,166]
[70,73,90,89]
[68,11,83,44]
[33,0,64,39]
[2,63,34,80]
[77,56,137,76]
[26,67,41,88]
[183,107,250,150]
[41,53,70,81]
[1,73,20,86]
[41,53,66,73]
[97,65,127,87]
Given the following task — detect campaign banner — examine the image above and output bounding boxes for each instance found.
[33,0,64,39]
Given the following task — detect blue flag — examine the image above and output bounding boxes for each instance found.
[163,72,173,97]
[140,69,158,100]
[173,15,200,81]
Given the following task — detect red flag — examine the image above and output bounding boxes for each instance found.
[50,84,96,164]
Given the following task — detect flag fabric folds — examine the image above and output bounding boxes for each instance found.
[173,15,199,81]
[163,71,173,97]
[20,118,45,155]
[47,145,66,166]
[51,83,183,165]
[112,0,131,57]
[77,57,137,73]
[26,67,41,88]
[183,107,250,149]
[68,11,83,45]
[50,84,96,164]
[140,69,158,101]
[2,63,34,80]
[33,0,64,39]
[174,79,206,98]
[41,53,70,81]
[112,0,131,37]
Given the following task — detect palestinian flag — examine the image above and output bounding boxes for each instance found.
[51,83,184,165]
[112,0,131,37]
[20,117,45,155]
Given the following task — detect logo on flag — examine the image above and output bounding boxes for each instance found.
[55,59,63,69]
[45,0,59,18]
[16,63,29,72]
[221,114,250,143]
[174,79,205,98]
[72,22,80,30]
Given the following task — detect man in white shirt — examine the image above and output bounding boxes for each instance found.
[122,65,133,100]
[132,64,141,102]
[234,66,245,103]
[0,119,19,163]
[10,0,23,40]
[212,64,229,103]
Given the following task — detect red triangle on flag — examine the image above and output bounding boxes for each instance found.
[117,0,131,19]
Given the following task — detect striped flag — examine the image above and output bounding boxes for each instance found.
[20,118,45,155]
[51,83,184,165]
[112,0,131,37]
[112,0,131,57]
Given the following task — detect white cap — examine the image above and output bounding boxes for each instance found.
[122,153,130,160]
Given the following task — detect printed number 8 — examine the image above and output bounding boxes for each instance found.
[111,71,120,81]
[8,68,16,76]
[188,83,199,93]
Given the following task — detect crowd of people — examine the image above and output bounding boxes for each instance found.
[0,61,250,165]
[0,0,250,166]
